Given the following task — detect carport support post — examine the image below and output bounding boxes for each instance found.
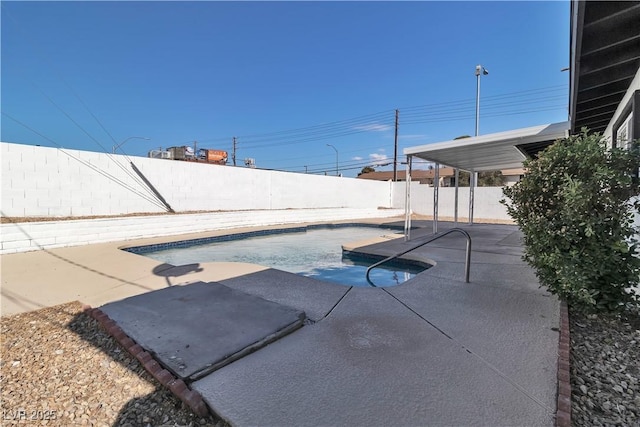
[454,168,459,226]
[433,163,439,234]
[404,155,413,241]
[468,171,476,225]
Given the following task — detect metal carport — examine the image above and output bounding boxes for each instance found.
[402,122,570,237]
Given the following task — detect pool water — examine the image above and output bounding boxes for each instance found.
[141,226,428,287]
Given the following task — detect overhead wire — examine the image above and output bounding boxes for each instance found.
[399,84,568,112]
[401,105,567,125]
[23,79,168,209]
[237,118,395,148]
[2,112,168,210]
[252,85,567,171]
[400,94,567,119]
[57,79,164,203]
[238,109,394,140]
[2,4,171,209]
[8,79,565,176]
[183,85,567,156]
[153,82,567,176]
[170,110,396,151]
[5,0,567,179]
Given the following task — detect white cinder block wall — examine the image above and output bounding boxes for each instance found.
[0,208,405,254]
[1,142,393,217]
[391,182,512,221]
[1,142,516,253]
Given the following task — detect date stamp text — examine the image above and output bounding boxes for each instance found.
[2,409,58,421]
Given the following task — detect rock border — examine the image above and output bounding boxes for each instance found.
[556,300,571,427]
[82,305,210,418]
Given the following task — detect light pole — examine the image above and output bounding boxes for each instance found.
[326,144,339,176]
[471,64,488,226]
[112,136,150,154]
[475,64,489,136]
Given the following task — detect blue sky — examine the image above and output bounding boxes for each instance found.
[2,1,569,177]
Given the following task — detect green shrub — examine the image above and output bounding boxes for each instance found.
[501,130,640,312]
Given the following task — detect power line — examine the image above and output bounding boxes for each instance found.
[2,112,168,210]
[238,109,394,139]
[401,104,567,125]
[400,94,567,119]
[26,81,167,207]
[3,6,168,209]
[400,84,567,112]
[178,84,567,152]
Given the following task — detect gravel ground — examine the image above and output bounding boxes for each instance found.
[570,307,640,427]
[0,302,227,427]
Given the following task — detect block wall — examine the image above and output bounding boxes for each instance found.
[0,208,403,254]
[0,142,392,217]
[391,182,512,221]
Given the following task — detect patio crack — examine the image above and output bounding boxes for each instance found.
[320,286,353,320]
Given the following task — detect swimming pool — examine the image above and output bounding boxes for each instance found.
[131,225,429,287]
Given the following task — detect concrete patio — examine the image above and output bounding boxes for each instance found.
[0,219,560,426]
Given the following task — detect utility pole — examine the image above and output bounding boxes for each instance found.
[232,137,237,166]
[393,109,399,182]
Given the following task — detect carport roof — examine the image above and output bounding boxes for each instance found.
[403,122,570,172]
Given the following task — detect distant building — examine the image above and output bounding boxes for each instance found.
[356,167,524,186]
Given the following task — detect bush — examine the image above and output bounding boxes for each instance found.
[501,130,640,312]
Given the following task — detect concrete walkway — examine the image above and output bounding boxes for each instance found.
[0,219,559,426]
[195,222,559,426]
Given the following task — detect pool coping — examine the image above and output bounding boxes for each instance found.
[123,222,434,287]
[121,222,409,255]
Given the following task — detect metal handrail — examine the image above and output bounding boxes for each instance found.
[366,228,472,287]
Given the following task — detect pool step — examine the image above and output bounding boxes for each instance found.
[98,281,306,381]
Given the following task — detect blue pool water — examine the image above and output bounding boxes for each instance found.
[139,226,428,287]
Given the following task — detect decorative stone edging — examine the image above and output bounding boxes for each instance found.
[556,300,571,427]
[82,305,210,417]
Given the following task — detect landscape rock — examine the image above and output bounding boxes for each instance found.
[570,307,640,427]
[0,302,228,426]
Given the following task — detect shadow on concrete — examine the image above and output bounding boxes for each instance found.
[0,288,48,314]
[65,310,226,426]
[1,213,161,293]
[152,263,203,287]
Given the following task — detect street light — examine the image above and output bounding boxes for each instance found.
[112,136,150,154]
[475,64,489,136]
[470,64,488,226]
[326,144,339,176]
